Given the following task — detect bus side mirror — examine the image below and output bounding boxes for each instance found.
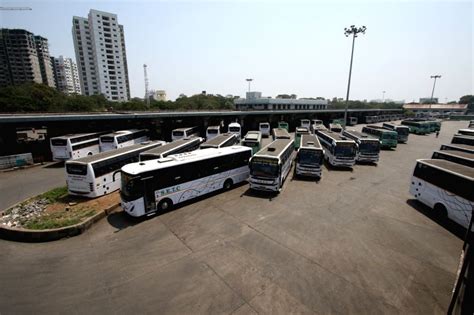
[112,170,120,182]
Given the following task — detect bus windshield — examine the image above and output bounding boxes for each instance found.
[383,133,397,140]
[66,163,87,175]
[397,128,409,136]
[359,142,380,154]
[260,124,269,128]
[298,149,322,165]
[207,129,218,134]
[172,131,184,137]
[250,158,279,177]
[100,136,114,142]
[334,143,356,157]
[51,139,67,146]
[243,141,258,148]
[229,127,240,132]
[121,172,142,201]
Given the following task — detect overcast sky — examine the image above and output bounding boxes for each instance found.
[1,0,472,102]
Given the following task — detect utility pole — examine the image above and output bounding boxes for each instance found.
[143,64,150,107]
[430,75,441,104]
[343,25,366,130]
[382,91,386,103]
[246,78,253,93]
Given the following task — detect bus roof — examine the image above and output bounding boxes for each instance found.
[66,141,164,164]
[207,125,220,130]
[272,128,291,139]
[417,159,474,179]
[317,130,355,142]
[141,137,201,157]
[296,127,309,133]
[300,134,322,149]
[343,130,378,141]
[123,146,251,175]
[200,133,236,148]
[383,123,409,128]
[441,143,474,152]
[100,129,144,137]
[244,131,262,141]
[433,150,474,160]
[255,139,293,158]
[229,122,241,127]
[50,132,104,140]
[453,134,474,141]
[173,127,197,132]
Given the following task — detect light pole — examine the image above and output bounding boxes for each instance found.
[343,25,366,129]
[382,91,386,103]
[430,75,441,103]
[246,78,253,93]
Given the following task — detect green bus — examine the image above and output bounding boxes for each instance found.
[362,125,398,149]
[295,127,310,149]
[278,121,289,131]
[401,120,430,135]
[242,131,262,155]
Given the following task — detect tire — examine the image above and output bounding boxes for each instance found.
[434,203,448,218]
[87,152,93,156]
[157,198,173,213]
[223,179,233,190]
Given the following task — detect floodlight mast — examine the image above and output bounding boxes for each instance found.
[343,25,366,129]
[430,75,441,103]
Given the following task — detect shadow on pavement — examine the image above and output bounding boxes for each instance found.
[43,161,64,168]
[323,160,354,172]
[107,211,144,231]
[406,199,466,240]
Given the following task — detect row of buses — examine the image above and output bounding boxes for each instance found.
[410,122,474,229]
[365,114,404,124]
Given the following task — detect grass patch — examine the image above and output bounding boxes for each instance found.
[40,186,68,203]
[22,207,96,230]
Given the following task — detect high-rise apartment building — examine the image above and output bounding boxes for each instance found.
[72,9,130,102]
[51,55,82,95]
[0,29,55,87]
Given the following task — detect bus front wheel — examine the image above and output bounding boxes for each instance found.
[434,203,447,219]
[157,199,173,213]
[223,179,233,190]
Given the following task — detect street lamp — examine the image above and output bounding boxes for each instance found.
[430,75,441,104]
[245,78,253,93]
[343,25,366,129]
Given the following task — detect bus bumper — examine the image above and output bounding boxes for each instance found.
[121,197,146,217]
[249,178,279,192]
[357,155,379,163]
[295,165,321,177]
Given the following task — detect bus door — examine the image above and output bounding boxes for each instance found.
[141,175,156,212]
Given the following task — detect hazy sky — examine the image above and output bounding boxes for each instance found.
[1,0,472,102]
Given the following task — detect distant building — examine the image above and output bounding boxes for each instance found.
[420,97,438,104]
[0,29,55,87]
[151,90,166,101]
[403,103,468,115]
[72,9,130,101]
[234,91,328,111]
[51,56,82,95]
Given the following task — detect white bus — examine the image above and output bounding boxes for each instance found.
[300,119,311,130]
[342,130,380,163]
[172,126,200,141]
[410,159,473,229]
[99,129,149,152]
[272,128,291,140]
[140,137,203,161]
[200,133,238,149]
[310,119,324,133]
[121,146,252,217]
[65,141,164,198]
[259,122,271,138]
[249,138,295,192]
[316,130,357,167]
[382,123,410,143]
[228,122,242,140]
[431,150,474,168]
[295,134,324,178]
[206,125,221,140]
[440,144,474,154]
[452,135,474,146]
[348,117,358,126]
[458,129,474,137]
[50,132,108,161]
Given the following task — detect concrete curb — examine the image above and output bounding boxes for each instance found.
[1,162,44,173]
[0,203,120,242]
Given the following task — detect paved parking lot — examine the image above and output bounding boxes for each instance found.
[0,120,468,314]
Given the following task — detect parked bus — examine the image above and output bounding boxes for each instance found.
[65,141,164,198]
[172,126,200,141]
[410,159,473,228]
[412,119,441,132]
[469,120,474,128]
[259,122,271,138]
[348,117,358,126]
[200,133,238,149]
[329,123,342,133]
[206,125,221,140]
[278,121,289,131]
[248,138,295,192]
[431,150,474,168]
[272,128,291,140]
[121,146,252,216]
[401,120,430,135]
[458,129,474,137]
[310,119,324,133]
[362,125,398,149]
[365,116,378,124]
[228,122,242,140]
[342,130,380,163]
[300,119,311,130]
[440,143,474,154]
[316,130,357,167]
[295,134,324,178]
[99,129,149,152]
[140,137,202,161]
[295,127,310,149]
[382,123,410,143]
[50,131,108,161]
[452,135,474,146]
[242,131,262,155]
